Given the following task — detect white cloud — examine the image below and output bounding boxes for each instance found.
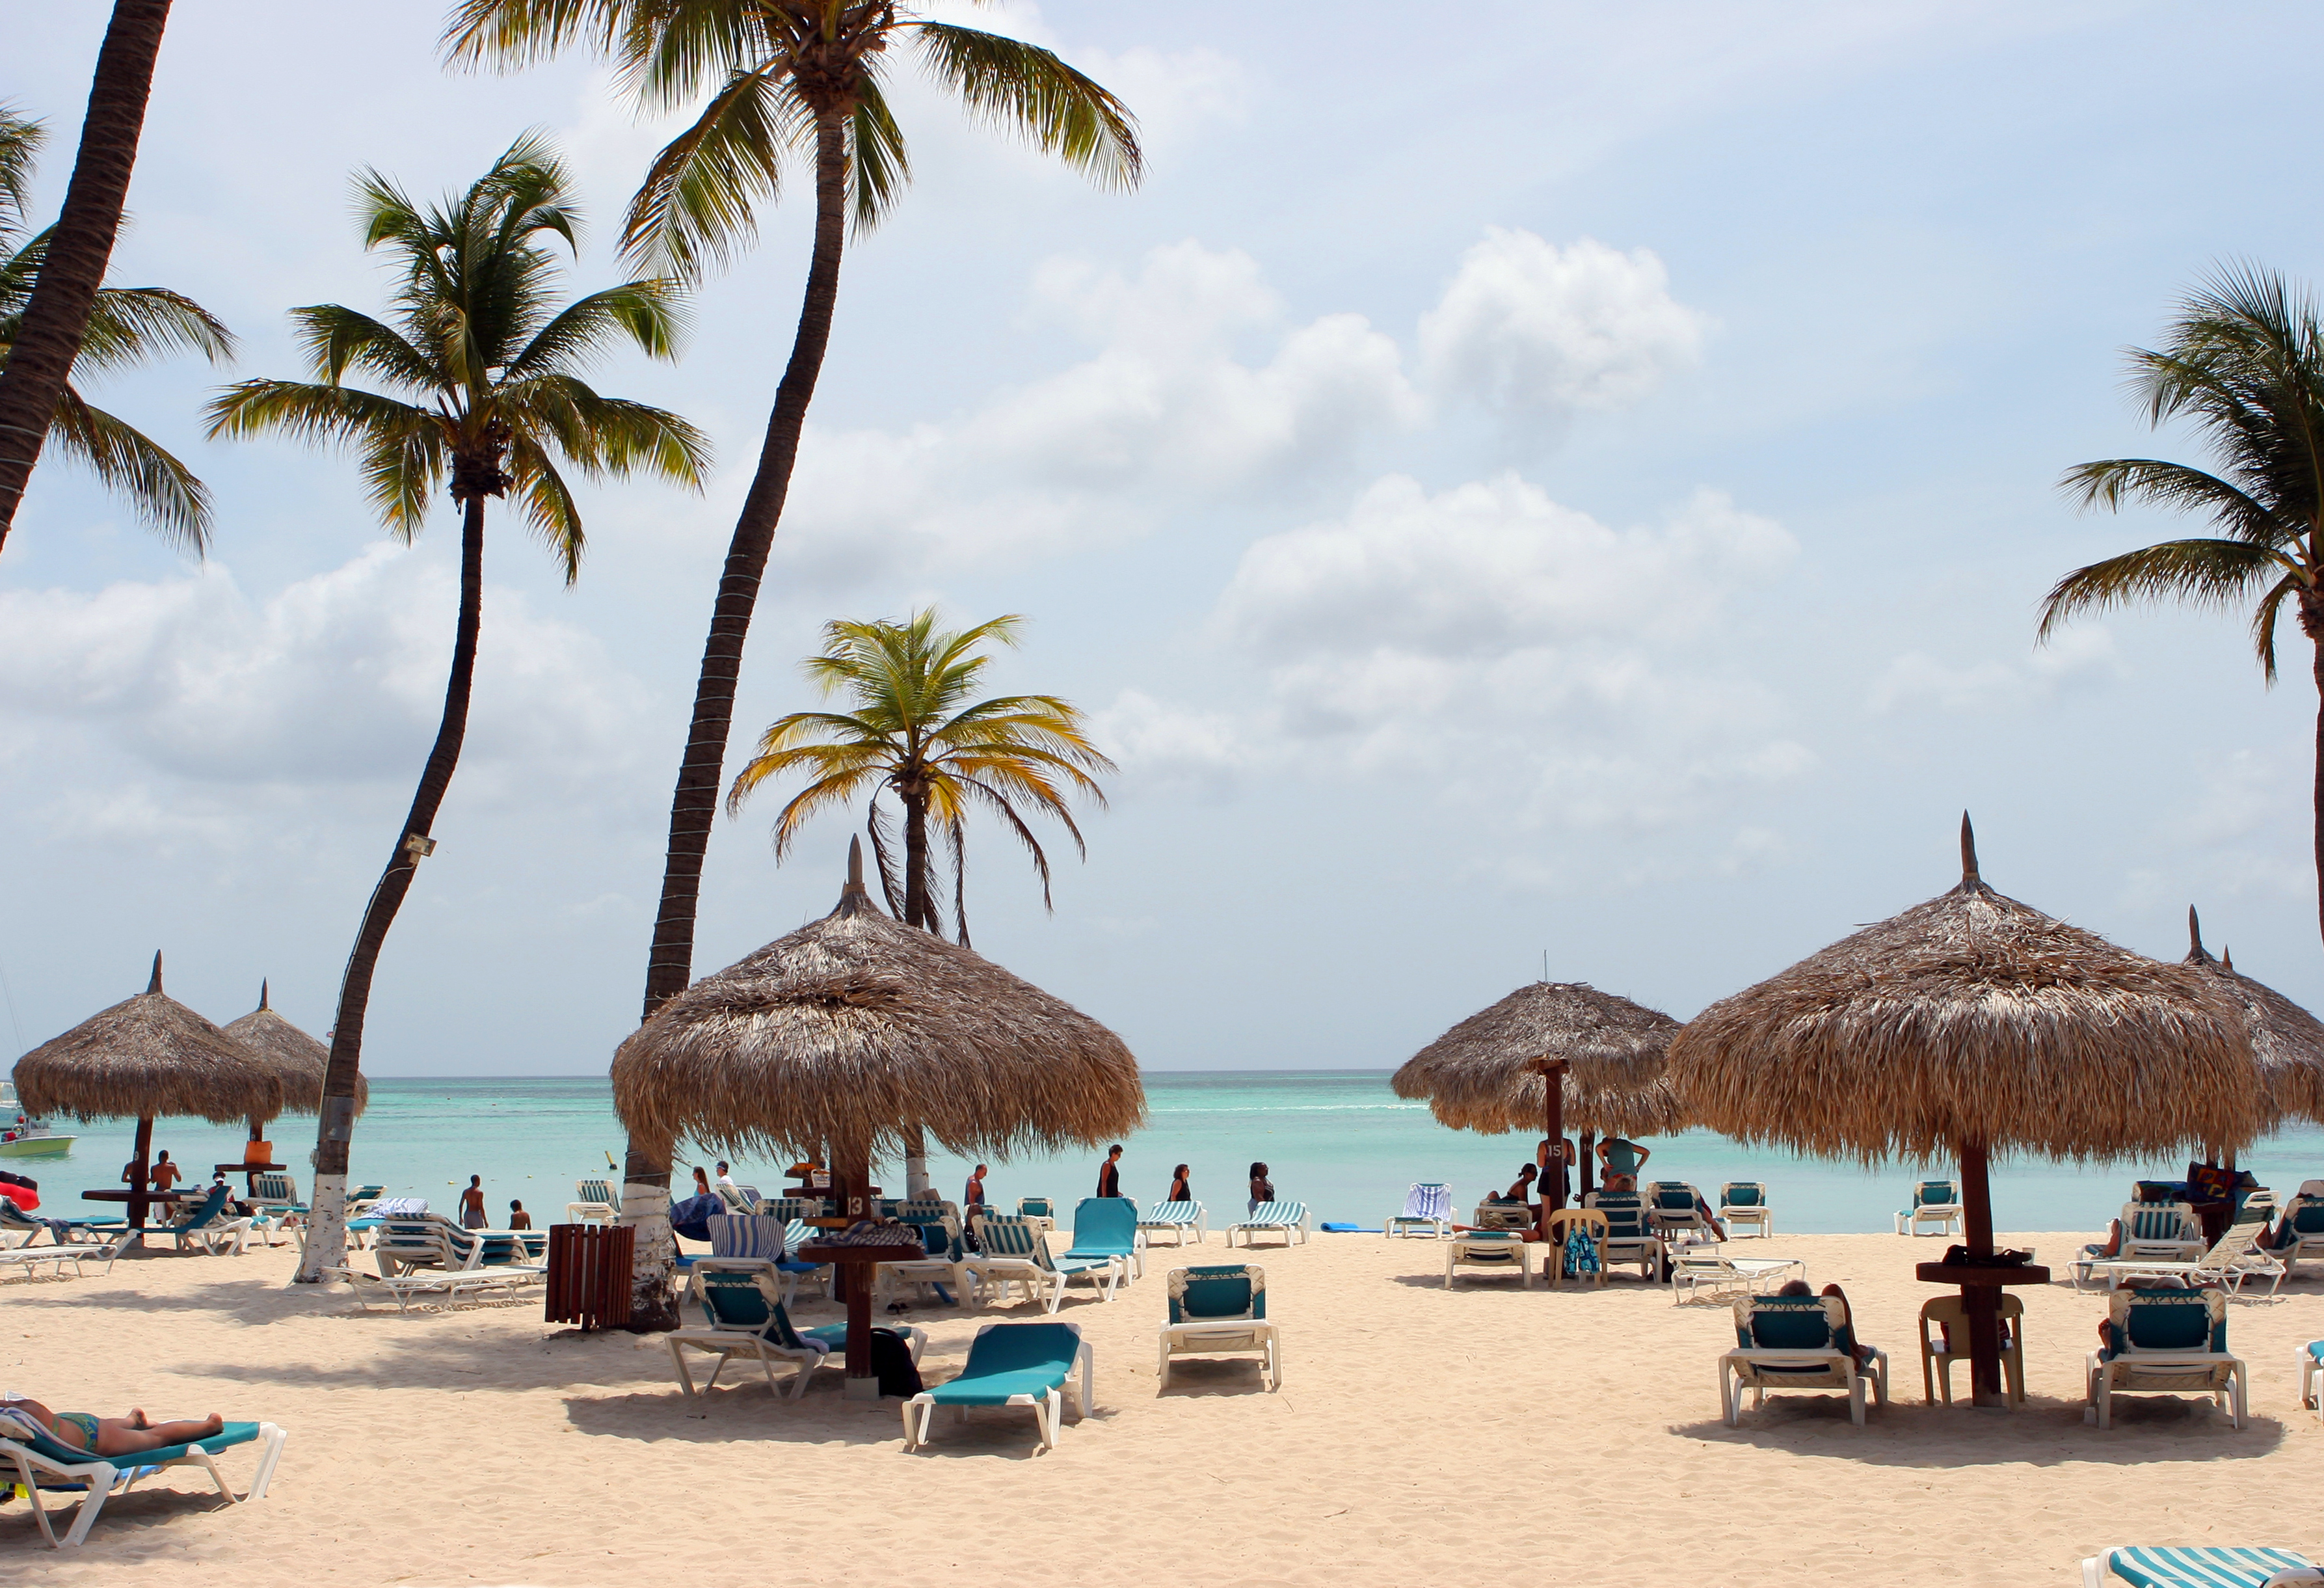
[1868,626,2124,714]
[1418,230,1709,418]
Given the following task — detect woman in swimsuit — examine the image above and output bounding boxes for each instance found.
[1169,1164,1192,1202]
[3,1395,223,1457]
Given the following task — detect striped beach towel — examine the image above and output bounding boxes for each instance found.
[2094,1545,2316,1587]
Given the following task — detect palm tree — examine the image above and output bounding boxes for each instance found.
[443,0,1141,1327]
[728,610,1114,945]
[0,0,178,552]
[204,135,710,1281]
[2042,263,2324,950]
[0,105,232,547]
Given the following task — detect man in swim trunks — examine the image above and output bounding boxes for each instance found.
[2,1395,223,1457]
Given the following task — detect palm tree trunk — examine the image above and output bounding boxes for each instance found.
[0,0,172,552]
[619,107,850,1331]
[295,494,486,1282]
[902,788,932,932]
[2314,628,2324,953]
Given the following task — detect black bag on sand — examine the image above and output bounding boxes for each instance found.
[871,1328,923,1399]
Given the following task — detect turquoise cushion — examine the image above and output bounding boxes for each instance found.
[924,1366,1068,1406]
[16,1420,260,1470]
[2104,1545,2313,1587]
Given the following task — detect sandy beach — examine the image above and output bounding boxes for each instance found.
[3,1224,2320,1584]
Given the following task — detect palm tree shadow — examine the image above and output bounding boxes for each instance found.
[1674,1395,2286,1466]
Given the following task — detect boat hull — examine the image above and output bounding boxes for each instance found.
[0,1137,73,1159]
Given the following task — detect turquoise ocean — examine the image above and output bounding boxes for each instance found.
[15,1070,2323,1233]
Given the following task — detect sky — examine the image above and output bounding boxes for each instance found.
[3,2,2321,1078]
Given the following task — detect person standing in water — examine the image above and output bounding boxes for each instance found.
[459,1175,488,1230]
[1097,1144,1124,1198]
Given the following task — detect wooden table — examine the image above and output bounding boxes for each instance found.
[1917,1261,2051,1408]
[81,1186,190,1237]
[798,1239,926,1399]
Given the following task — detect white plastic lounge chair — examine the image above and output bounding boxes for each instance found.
[967,1214,1117,1310]
[876,1215,971,1306]
[667,1261,921,1399]
[1918,1292,2025,1405]
[1226,1202,1309,1248]
[1587,1194,1664,1282]
[1718,1182,1772,1237]
[1386,1182,1452,1239]
[0,1410,287,1549]
[2085,1199,2285,1297]
[323,1265,524,1313]
[1720,1291,1888,1426]
[1646,1181,1714,1241]
[2074,1202,2207,1289]
[2272,1181,2324,1275]
[1015,1196,1058,1235]
[1894,1179,1963,1237]
[0,1240,126,1282]
[1668,1250,1802,1306]
[1444,1231,1532,1289]
[1159,1263,1279,1390]
[568,1178,618,1224]
[2082,1546,2320,1587]
[1545,1209,1607,1289]
[2086,1286,2247,1429]
[1140,1200,1207,1246]
[1062,1197,1143,1282]
[901,1321,1092,1451]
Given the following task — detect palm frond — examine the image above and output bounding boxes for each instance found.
[288,304,442,393]
[910,21,1142,192]
[848,74,911,234]
[2038,538,2291,640]
[65,284,235,373]
[0,104,42,240]
[621,63,807,282]
[506,434,585,582]
[2252,572,2303,682]
[48,384,211,550]
[440,0,630,71]
[503,278,690,377]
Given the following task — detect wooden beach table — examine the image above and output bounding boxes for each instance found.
[80,1186,191,1246]
[798,1235,927,1399]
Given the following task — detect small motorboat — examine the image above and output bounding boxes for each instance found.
[0,1079,75,1159]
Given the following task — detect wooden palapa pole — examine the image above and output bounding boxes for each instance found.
[1958,1138,2006,1408]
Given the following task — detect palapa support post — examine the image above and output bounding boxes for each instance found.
[1538,1058,1569,1230]
[831,1142,878,1399]
[1578,1130,1597,1199]
[127,1115,153,1237]
[1957,1138,2007,1408]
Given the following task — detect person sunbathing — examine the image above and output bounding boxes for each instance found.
[2,1395,223,1457]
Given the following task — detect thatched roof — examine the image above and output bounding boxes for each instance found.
[612,844,1144,1163]
[1393,981,1685,1136]
[1666,818,2261,1164]
[13,954,286,1125]
[223,980,366,1122]
[2185,907,2324,1129]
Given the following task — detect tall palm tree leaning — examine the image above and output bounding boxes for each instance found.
[0,106,233,546]
[0,0,176,552]
[204,135,710,1282]
[443,0,1142,1328]
[2042,263,2324,952]
[730,610,1113,943]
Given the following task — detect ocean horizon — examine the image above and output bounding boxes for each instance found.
[16,1069,2319,1235]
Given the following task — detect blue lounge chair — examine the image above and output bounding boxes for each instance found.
[1646,1180,1713,1239]
[1160,1263,1279,1389]
[1895,1179,1962,1237]
[901,1321,1092,1451]
[1387,1182,1452,1239]
[2086,1287,2246,1429]
[1718,1181,1771,1237]
[1443,1230,1532,1289]
[1062,1196,1143,1282]
[1140,1200,1207,1246]
[163,1185,250,1254]
[1720,1291,1888,1425]
[1588,1193,1663,1281]
[0,1412,288,1549]
[2081,1546,2318,1587]
[666,1259,923,1400]
[1226,1202,1308,1248]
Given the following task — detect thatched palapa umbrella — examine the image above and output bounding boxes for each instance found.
[614,841,1143,1388]
[2184,908,2324,1154]
[1667,818,2259,1406]
[13,953,285,1235]
[223,980,366,1175]
[1394,980,1684,1217]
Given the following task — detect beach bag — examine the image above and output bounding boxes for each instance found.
[869,1328,923,1399]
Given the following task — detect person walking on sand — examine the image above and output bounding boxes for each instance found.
[1248,1162,1274,1215]
[1169,1164,1193,1202]
[459,1175,488,1230]
[965,1164,988,1210]
[1097,1144,1124,1198]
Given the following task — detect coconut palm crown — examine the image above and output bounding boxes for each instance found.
[728,610,1113,946]
[2042,264,2324,947]
[0,105,234,548]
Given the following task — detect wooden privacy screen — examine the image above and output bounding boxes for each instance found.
[546,1222,635,1331]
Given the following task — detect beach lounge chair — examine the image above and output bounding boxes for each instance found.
[0,1239,126,1282]
[1226,1202,1309,1248]
[1918,1293,2026,1405]
[2082,1546,2320,1587]
[1720,1291,1888,1426]
[163,1185,252,1255]
[765,1196,825,1226]
[1895,1179,1963,1237]
[567,1178,618,1224]
[702,1213,808,1307]
[1444,1230,1532,1289]
[667,1260,922,1401]
[1386,1182,1453,1239]
[901,1321,1092,1451]
[2072,1202,2206,1289]
[1471,1199,1535,1232]
[2084,1198,2286,1297]
[1159,1263,1280,1390]
[1545,1209,1607,1289]
[0,1199,110,1249]
[1015,1196,1058,1235]
[877,1214,970,1306]
[1140,1200,1208,1246]
[1062,1197,1143,1282]
[1669,1249,1803,1306]
[323,1265,526,1313]
[967,1214,1117,1310]
[1718,1182,1772,1237]
[1588,1193,1664,1282]
[1646,1180,1716,1241]
[2271,1181,2324,1275]
[2086,1286,2247,1429]
[0,1411,288,1548]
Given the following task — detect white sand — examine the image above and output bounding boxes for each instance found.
[3,1226,2321,1584]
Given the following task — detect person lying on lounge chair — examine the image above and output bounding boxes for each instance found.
[1,1395,225,1457]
